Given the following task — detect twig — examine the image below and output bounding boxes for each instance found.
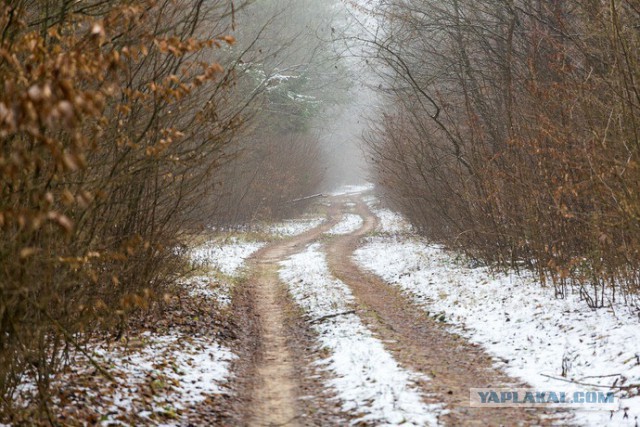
[540,373,638,390]
[579,374,622,380]
[309,310,356,324]
[34,303,117,383]
[288,193,326,204]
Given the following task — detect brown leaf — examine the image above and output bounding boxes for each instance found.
[62,152,80,171]
[19,247,39,259]
[47,211,74,233]
[220,35,236,45]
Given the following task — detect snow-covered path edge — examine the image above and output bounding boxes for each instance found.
[190,238,265,277]
[325,213,364,236]
[279,243,442,426]
[354,231,640,426]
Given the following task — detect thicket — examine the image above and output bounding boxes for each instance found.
[364,0,640,306]
[0,0,337,421]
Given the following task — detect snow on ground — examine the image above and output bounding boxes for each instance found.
[354,235,640,426]
[11,269,238,425]
[363,195,412,234]
[185,275,233,308]
[279,243,442,426]
[325,214,363,235]
[373,208,412,234]
[362,194,378,206]
[329,183,375,196]
[266,217,325,237]
[190,237,265,277]
[92,333,234,425]
[11,331,236,425]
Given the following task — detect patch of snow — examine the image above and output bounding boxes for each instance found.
[355,235,640,426]
[97,333,235,424]
[329,183,375,196]
[279,243,441,426]
[325,214,363,235]
[268,73,293,83]
[373,208,412,234]
[190,238,265,277]
[12,332,238,425]
[362,194,378,206]
[363,195,412,234]
[185,276,233,308]
[267,218,325,237]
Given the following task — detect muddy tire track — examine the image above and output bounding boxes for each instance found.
[325,196,571,426]
[230,203,346,427]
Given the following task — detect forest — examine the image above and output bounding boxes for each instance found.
[366,0,640,307]
[1,0,639,425]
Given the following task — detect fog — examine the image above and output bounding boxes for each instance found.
[316,0,382,191]
[317,82,377,191]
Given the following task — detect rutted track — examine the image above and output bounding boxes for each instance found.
[227,193,572,426]
[230,204,346,426]
[324,197,570,426]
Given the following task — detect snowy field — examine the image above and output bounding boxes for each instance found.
[187,236,269,305]
[355,234,640,426]
[190,237,265,277]
[279,243,442,426]
[364,196,412,234]
[325,214,363,235]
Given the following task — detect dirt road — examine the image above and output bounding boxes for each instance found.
[229,193,570,426]
[230,204,347,426]
[324,198,568,426]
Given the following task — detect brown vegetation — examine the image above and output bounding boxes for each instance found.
[0,0,333,421]
[365,0,640,306]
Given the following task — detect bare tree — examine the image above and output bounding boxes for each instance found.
[362,0,640,304]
